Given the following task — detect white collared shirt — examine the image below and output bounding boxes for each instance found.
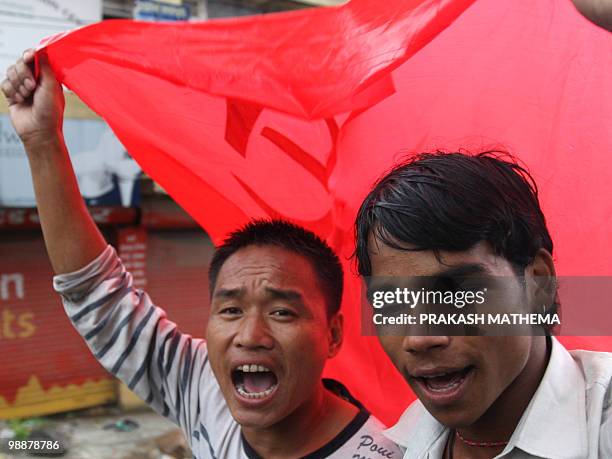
[383,338,612,459]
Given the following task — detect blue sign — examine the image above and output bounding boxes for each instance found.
[134,0,190,21]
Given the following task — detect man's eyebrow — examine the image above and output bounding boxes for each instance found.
[213,287,245,299]
[435,263,490,278]
[263,287,304,303]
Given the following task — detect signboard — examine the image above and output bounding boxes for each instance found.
[0,235,115,419]
[0,0,102,74]
[0,230,214,419]
[0,207,138,229]
[134,0,190,21]
[0,115,142,207]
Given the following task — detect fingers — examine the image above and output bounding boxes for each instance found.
[22,48,35,65]
[2,49,37,105]
[15,59,35,96]
[0,77,19,104]
[37,54,59,90]
[2,66,24,104]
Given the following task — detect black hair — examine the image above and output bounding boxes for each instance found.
[209,219,343,317]
[355,151,553,277]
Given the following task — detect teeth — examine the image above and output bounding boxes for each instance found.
[236,384,277,399]
[426,378,462,392]
[422,372,451,379]
[236,364,271,372]
[420,369,468,393]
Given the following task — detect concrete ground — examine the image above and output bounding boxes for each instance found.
[0,407,190,459]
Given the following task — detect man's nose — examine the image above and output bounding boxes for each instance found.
[401,335,450,353]
[234,312,274,350]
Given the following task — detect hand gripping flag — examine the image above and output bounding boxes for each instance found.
[36,0,612,424]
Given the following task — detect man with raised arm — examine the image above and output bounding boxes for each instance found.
[1,51,402,459]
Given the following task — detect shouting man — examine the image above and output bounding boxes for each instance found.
[1,51,401,459]
[355,152,612,458]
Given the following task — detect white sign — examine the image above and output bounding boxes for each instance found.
[0,115,142,207]
[0,0,102,74]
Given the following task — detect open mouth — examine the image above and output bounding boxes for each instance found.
[232,364,279,401]
[413,366,474,403]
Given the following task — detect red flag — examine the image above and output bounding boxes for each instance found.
[37,0,612,424]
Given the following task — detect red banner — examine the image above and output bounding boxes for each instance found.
[37,0,612,424]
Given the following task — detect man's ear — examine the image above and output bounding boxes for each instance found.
[526,248,557,313]
[327,313,344,358]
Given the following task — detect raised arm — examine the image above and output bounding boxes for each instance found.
[2,51,211,432]
[1,49,106,274]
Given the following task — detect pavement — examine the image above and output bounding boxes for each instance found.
[0,406,191,459]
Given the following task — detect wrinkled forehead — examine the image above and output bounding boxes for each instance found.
[214,244,319,295]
